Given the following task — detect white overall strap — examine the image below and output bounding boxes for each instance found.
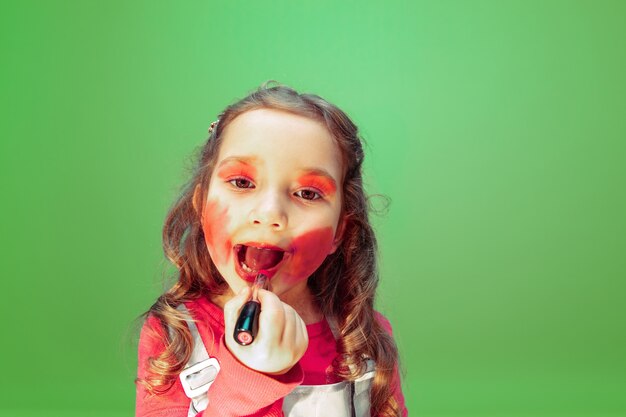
[174,304,220,417]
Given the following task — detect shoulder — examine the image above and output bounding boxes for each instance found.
[137,314,168,360]
[185,297,225,327]
[140,313,165,333]
[374,310,395,335]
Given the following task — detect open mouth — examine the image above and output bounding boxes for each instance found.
[235,244,286,275]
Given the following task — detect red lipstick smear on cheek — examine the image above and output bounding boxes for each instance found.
[201,200,232,265]
[282,227,335,284]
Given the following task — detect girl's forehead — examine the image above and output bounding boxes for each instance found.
[224,108,328,140]
[216,109,344,178]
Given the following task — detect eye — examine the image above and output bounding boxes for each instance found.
[295,189,322,201]
[229,178,255,189]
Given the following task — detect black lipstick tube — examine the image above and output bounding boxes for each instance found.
[234,273,267,346]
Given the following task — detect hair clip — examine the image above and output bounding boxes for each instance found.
[208,119,219,134]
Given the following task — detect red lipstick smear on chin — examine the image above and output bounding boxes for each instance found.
[281,227,335,284]
[201,200,232,265]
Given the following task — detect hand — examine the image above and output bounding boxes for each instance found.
[224,287,309,374]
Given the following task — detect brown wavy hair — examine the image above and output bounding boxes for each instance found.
[138,83,401,416]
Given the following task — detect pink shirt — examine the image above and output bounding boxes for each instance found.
[136,297,407,416]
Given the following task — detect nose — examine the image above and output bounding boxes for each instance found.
[248,191,288,231]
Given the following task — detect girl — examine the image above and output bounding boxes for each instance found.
[136,83,408,417]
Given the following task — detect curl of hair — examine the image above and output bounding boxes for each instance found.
[137,83,402,416]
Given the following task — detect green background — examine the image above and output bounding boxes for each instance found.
[1,1,625,416]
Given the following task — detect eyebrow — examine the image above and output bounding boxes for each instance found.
[216,156,260,168]
[215,156,259,179]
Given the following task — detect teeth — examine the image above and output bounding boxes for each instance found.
[242,261,253,273]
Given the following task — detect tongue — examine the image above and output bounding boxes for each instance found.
[245,247,284,271]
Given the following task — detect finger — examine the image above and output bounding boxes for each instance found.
[256,290,286,342]
[282,304,299,345]
[255,289,283,310]
[223,286,252,331]
[298,314,309,355]
[290,311,308,358]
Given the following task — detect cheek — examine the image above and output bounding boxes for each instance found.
[201,199,232,266]
[283,227,335,282]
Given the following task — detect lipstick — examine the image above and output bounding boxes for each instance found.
[234,272,268,346]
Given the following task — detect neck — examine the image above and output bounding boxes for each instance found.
[280,286,323,325]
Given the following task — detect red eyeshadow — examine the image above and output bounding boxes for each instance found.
[296,174,337,196]
[216,161,257,179]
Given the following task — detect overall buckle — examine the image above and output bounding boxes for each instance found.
[179,357,220,399]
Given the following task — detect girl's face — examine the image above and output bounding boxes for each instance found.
[200,108,344,302]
